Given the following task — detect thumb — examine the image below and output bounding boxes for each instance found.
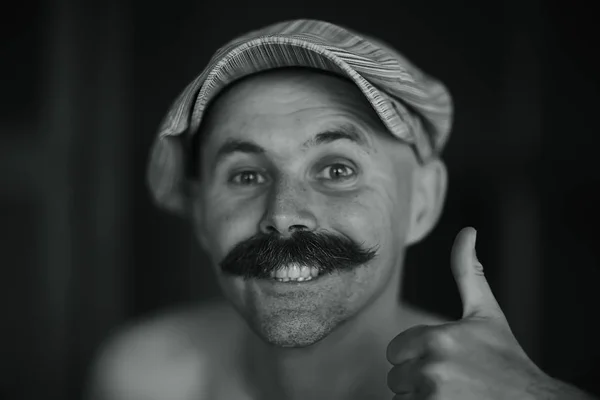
[451,227,504,320]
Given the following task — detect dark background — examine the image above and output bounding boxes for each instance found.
[1,0,599,399]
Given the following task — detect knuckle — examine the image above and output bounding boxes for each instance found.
[424,328,455,354]
[387,324,429,362]
[386,340,399,362]
[421,361,450,384]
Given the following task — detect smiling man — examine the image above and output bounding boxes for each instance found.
[87,20,597,400]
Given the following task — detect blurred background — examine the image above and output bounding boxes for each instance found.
[1,0,599,399]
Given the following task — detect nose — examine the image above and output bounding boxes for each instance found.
[259,179,318,237]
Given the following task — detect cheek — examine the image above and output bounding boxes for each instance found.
[374,165,413,237]
[197,192,264,262]
[389,177,413,237]
[327,179,411,247]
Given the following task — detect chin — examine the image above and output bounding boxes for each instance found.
[251,311,338,348]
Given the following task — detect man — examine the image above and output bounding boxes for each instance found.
[87,20,597,400]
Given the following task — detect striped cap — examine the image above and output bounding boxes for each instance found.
[147,19,453,214]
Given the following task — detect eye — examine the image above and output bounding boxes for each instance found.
[229,170,267,186]
[316,163,357,181]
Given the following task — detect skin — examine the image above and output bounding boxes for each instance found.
[187,68,448,399]
[85,68,446,400]
[86,68,597,400]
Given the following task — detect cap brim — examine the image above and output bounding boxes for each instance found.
[187,36,418,149]
[148,24,452,214]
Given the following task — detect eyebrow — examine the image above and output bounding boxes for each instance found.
[303,123,369,149]
[211,123,370,169]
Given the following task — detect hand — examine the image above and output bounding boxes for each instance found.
[386,227,554,400]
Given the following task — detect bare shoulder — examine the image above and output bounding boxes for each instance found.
[86,300,240,400]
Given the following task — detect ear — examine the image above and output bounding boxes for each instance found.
[405,158,448,245]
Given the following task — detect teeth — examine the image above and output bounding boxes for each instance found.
[275,268,287,279]
[270,264,320,282]
[300,265,309,278]
[288,264,300,279]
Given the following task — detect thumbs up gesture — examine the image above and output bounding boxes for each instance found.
[386,227,596,400]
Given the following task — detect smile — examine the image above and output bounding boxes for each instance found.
[269,263,320,282]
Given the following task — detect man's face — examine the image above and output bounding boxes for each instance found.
[193,69,420,347]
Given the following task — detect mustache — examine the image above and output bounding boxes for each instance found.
[219,231,378,280]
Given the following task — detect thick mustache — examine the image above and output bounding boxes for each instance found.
[219,231,378,280]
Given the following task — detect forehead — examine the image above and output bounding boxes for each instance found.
[200,69,389,149]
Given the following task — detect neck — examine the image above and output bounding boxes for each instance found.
[242,267,413,400]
